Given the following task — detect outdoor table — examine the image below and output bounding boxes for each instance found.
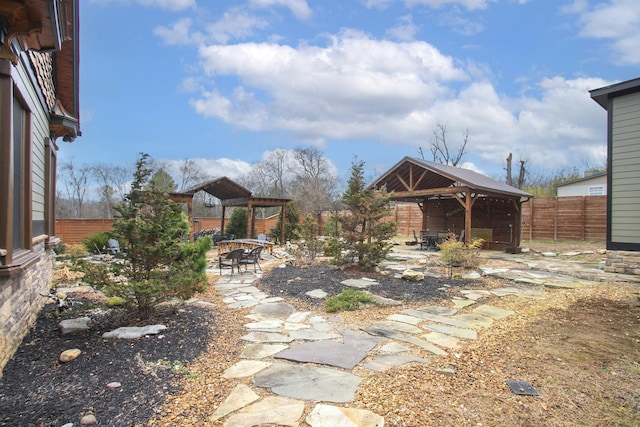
[217,239,274,255]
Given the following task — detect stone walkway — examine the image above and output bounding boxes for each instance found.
[203,251,607,427]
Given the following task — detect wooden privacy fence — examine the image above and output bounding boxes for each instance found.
[56,196,606,245]
[56,216,279,245]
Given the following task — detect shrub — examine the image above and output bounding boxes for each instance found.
[326,289,377,312]
[323,237,342,258]
[270,202,301,244]
[83,232,111,254]
[225,208,248,239]
[437,233,485,278]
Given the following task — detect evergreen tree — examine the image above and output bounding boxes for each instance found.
[270,201,301,244]
[225,208,248,239]
[337,159,396,268]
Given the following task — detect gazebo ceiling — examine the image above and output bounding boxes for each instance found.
[184,177,252,201]
[370,157,532,200]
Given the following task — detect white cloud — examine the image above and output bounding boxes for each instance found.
[154,18,195,45]
[405,0,495,10]
[91,0,196,11]
[386,15,419,41]
[206,9,270,44]
[161,158,252,181]
[571,0,640,65]
[249,0,313,20]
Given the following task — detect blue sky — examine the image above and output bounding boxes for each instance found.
[64,0,640,187]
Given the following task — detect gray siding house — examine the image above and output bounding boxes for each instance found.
[0,0,80,374]
[591,78,640,271]
[555,172,607,197]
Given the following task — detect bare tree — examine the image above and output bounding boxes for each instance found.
[249,148,291,197]
[505,153,527,189]
[178,158,211,191]
[289,147,339,214]
[59,159,92,218]
[92,162,131,218]
[419,123,469,166]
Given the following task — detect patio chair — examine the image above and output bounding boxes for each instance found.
[107,239,120,255]
[218,248,245,275]
[239,246,263,272]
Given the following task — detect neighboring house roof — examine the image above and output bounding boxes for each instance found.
[370,156,531,199]
[554,172,607,188]
[590,77,640,110]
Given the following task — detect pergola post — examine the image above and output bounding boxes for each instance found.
[280,203,286,245]
[464,191,472,245]
[221,205,226,234]
[246,202,256,239]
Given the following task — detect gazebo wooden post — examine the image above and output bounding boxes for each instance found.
[464,191,472,245]
[246,202,256,239]
[420,198,428,230]
[221,205,227,235]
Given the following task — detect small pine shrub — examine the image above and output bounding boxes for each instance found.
[83,232,111,254]
[325,289,377,312]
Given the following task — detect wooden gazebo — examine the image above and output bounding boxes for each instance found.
[173,177,290,243]
[370,157,532,249]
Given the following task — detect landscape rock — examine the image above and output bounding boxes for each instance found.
[59,317,91,334]
[80,414,97,425]
[102,324,167,339]
[307,403,385,427]
[401,269,424,281]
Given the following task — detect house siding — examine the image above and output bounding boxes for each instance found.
[556,175,607,197]
[610,92,640,246]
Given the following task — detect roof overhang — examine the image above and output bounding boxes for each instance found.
[590,77,640,110]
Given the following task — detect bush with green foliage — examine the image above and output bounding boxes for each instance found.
[323,214,341,237]
[270,201,301,244]
[225,208,248,239]
[326,289,377,312]
[297,213,324,263]
[437,233,485,278]
[323,237,342,258]
[83,232,111,254]
[335,159,397,268]
[76,153,212,318]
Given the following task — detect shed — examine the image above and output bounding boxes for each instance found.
[370,157,532,249]
[178,177,290,242]
[590,77,640,251]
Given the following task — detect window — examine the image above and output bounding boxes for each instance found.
[589,186,604,196]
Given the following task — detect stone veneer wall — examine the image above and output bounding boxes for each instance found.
[0,241,53,376]
[604,250,640,275]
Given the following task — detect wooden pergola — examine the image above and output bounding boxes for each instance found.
[370,157,532,249]
[173,177,290,243]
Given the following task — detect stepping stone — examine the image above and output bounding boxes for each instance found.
[209,384,259,422]
[312,322,334,332]
[423,324,477,340]
[339,329,384,352]
[361,327,447,356]
[462,271,481,279]
[459,290,491,301]
[306,289,328,299]
[287,311,312,323]
[283,322,311,331]
[452,298,476,309]
[289,330,340,341]
[472,304,515,319]
[251,302,297,319]
[491,287,528,297]
[366,292,402,306]
[254,364,362,403]
[380,342,410,353]
[307,404,384,427]
[228,299,260,309]
[401,309,474,329]
[241,332,294,343]
[388,313,423,325]
[223,396,305,427]
[275,341,367,369]
[422,332,464,350]
[261,296,285,304]
[244,320,283,330]
[415,306,458,316]
[341,279,377,288]
[452,314,494,329]
[240,343,289,359]
[223,360,271,378]
[372,320,422,335]
[364,353,429,372]
[102,324,166,339]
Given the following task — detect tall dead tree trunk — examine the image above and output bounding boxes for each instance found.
[505,153,513,186]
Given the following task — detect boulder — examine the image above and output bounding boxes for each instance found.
[60,348,82,363]
[401,269,424,282]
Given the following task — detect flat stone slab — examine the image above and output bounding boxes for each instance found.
[287,311,311,323]
[364,353,429,372]
[452,314,494,329]
[307,403,384,427]
[244,320,283,330]
[289,330,340,341]
[341,279,378,288]
[362,327,447,356]
[275,341,367,369]
[223,396,305,427]
[228,299,260,309]
[472,304,515,319]
[240,343,289,359]
[372,320,422,335]
[241,332,294,343]
[388,313,423,325]
[253,364,362,403]
[251,302,297,319]
[380,342,410,353]
[339,329,384,352]
[209,384,259,422]
[306,289,328,299]
[423,324,477,340]
[366,292,402,306]
[452,298,476,309]
[401,309,474,329]
[102,324,166,339]
[415,305,458,316]
[422,332,464,349]
[223,360,271,378]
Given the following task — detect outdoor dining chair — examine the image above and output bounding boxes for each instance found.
[239,246,263,272]
[218,248,245,275]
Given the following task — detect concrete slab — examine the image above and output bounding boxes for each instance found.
[209,384,259,422]
[240,343,289,359]
[275,341,367,369]
[364,353,429,372]
[223,360,272,378]
[306,404,384,427]
[472,304,515,319]
[223,396,305,427]
[253,364,363,403]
